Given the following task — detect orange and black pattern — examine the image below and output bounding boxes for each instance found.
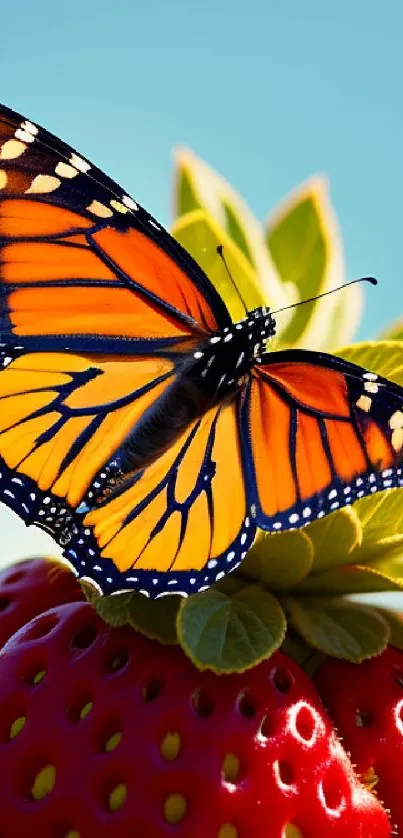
[243,350,403,531]
[0,103,402,598]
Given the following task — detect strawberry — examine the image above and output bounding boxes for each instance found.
[315,646,403,835]
[0,557,83,651]
[0,601,390,837]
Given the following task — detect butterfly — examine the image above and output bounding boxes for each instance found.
[0,103,402,599]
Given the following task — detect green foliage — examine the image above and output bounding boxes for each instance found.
[177,586,286,673]
[284,596,390,661]
[378,318,403,341]
[242,530,314,588]
[307,508,361,574]
[128,594,180,645]
[173,151,364,350]
[94,591,180,644]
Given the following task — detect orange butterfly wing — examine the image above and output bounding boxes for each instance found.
[0,104,230,357]
[0,105,254,597]
[243,350,403,530]
[80,399,251,595]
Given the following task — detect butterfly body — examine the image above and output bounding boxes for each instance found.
[0,103,402,598]
[74,307,277,511]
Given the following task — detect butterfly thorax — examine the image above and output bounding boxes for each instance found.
[188,306,276,400]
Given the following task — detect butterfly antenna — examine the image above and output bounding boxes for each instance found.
[270,276,377,316]
[217,245,248,315]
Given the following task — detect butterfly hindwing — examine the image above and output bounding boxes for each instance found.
[243,349,403,530]
[0,365,252,595]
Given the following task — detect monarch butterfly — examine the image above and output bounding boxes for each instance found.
[0,103,402,598]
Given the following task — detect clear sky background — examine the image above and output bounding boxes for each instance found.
[0,0,402,562]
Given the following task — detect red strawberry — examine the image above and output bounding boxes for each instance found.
[0,601,390,837]
[315,646,403,835]
[0,557,83,650]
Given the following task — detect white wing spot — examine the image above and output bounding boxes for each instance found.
[364,381,379,394]
[15,129,35,143]
[356,394,372,413]
[55,162,79,179]
[110,199,129,214]
[70,153,91,173]
[26,175,61,194]
[122,195,139,211]
[0,139,26,159]
[86,200,113,219]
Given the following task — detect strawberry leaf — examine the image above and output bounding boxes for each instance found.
[353,534,403,565]
[177,585,286,673]
[284,595,389,661]
[296,564,403,595]
[128,593,180,645]
[354,489,403,544]
[307,508,362,574]
[241,529,313,588]
[94,592,133,627]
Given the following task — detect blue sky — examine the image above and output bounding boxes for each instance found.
[0,0,402,561]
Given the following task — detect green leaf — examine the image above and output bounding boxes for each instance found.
[284,595,389,661]
[266,180,327,343]
[241,529,313,588]
[94,592,133,627]
[265,177,360,350]
[378,320,403,342]
[353,534,403,565]
[174,157,202,216]
[354,489,403,544]
[371,551,403,581]
[177,585,286,673]
[222,199,254,263]
[173,209,265,322]
[80,578,102,604]
[173,148,287,308]
[281,629,325,675]
[324,282,364,351]
[307,507,362,573]
[128,594,181,645]
[336,341,403,384]
[296,563,403,595]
